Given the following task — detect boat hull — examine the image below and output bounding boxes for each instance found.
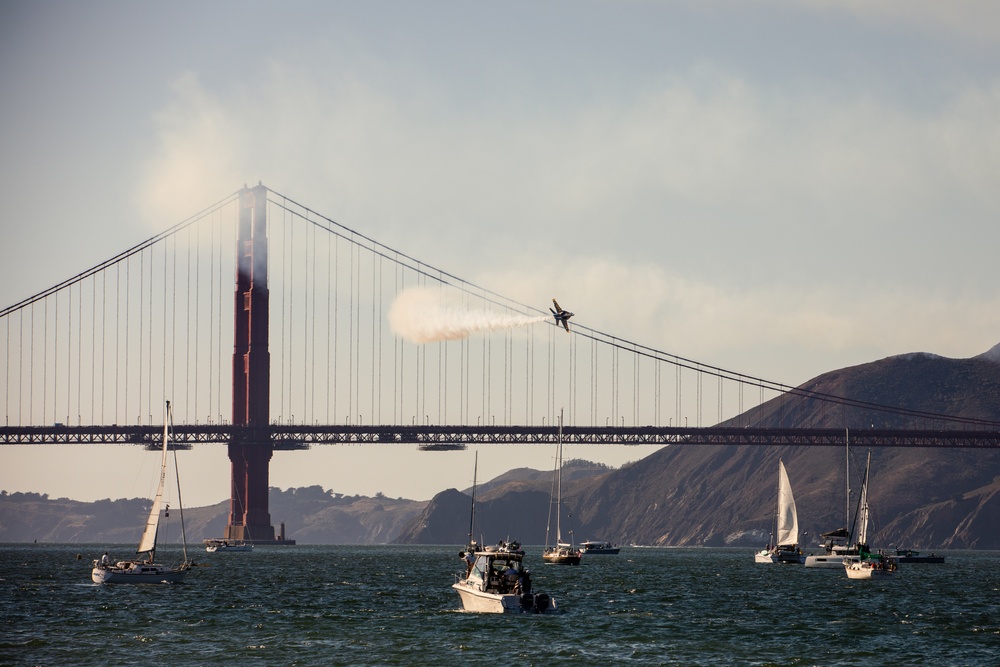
[579,541,620,555]
[804,554,846,569]
[844,565,894,579]
[452,581,555,614]
[755,548,804,564]
[894,551,944,564]
[844,557,896,579]
[92,562,188,584]
[543,554,581,565]
[205,541,253,553]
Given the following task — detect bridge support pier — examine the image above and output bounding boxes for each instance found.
[223,184,293,544]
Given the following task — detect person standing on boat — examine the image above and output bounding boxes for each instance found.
[464,550,476,576]
[100,552,110,567]
[504,564,519,591]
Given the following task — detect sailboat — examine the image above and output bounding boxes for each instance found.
[543,410,581,565]
[92,401,191,584]
[805,428,857,569]
[844,451,896,579]
[754,459,804,564]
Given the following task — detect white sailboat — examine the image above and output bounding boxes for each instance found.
[92,401,191,584]
[844,452,896,579]
[543,410,581,565]
[754,459,804,564]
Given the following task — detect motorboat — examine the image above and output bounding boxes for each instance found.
[453,546,556,614]
[580,540,620,555]
[205,539,253,553]
[893,548,944,564]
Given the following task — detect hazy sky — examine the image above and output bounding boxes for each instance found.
[2,1,999,508]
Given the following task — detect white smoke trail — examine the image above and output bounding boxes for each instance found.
[388,287,548,343]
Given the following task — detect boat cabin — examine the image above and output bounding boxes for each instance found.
[466,549,532,596]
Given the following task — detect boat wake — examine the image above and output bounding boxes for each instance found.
[388,287,547,343]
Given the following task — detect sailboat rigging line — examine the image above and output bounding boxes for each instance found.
[167,402,189,565]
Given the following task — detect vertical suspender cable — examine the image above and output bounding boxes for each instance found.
[115,265,120,424]
[326,223,332,424]
[78,280,84,424]
[41,299,47,423]
[333,234,339,422]
[102,271,107,422]
[348,240,354,422]
[371,249,376,424]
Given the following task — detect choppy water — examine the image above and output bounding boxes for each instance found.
[1,544,998,666]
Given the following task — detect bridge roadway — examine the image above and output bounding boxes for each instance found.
[2,424,999,449]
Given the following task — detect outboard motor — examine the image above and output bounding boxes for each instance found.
[533,593,550,613]
[520,593,535,611]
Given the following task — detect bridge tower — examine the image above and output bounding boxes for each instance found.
[225,184,284,543]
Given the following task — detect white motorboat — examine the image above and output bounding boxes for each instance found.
[205,539,253,553]
[754,459,804,564]
[92,401,191,584]
[453,547,556,614]
[580,540,620,555]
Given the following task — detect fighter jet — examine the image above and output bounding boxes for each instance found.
[550,299,574,332]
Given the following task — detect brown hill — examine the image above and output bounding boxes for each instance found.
[0,486,426,545]
[397,345,1000,549]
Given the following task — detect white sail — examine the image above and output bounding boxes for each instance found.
[136,403,171,556]
[856,453,871,546]
[775,460,799,547]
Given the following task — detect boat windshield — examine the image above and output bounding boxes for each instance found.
[473,554,522,580]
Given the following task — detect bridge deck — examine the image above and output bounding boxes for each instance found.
[2,425,999,449]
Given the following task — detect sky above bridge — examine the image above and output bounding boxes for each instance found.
[1,1,999,508]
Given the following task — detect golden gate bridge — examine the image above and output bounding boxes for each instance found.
[3,184,998,542]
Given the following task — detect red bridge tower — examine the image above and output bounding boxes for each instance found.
[224,184,291,543]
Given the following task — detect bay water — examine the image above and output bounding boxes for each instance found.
[2,544,997,666]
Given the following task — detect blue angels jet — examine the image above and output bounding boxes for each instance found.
[550,299,575,332]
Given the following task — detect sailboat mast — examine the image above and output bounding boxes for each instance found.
[556,410,563,544]
[845,428,851,534]
[167,401,189,564]
[468,451,478,547]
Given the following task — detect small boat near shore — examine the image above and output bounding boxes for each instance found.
[580,540,620,555]
[893,548,944,564]
[205,539,253,553]
[453,546,556,614]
